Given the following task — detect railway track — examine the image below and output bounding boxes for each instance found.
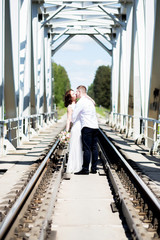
[0,138,67,240]
[0,128,160,239]
[98,128,160,240]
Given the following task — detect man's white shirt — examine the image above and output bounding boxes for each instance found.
[72,96,98,129]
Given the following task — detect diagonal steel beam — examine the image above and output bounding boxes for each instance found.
[94,27,115,46]
[41,5,66,28]
[50,28,69,45]
[52,35,75,55]
[98,4,126,29]
[89,35,112,56]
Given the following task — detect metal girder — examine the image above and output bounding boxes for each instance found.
[51,28,69,44]
[89,35,112,56]
[98,4,126,29]
[44,1,120,3]
[41,0,125,32]
[51,35,75,55]
[40,0,127,53]
[94,27,115,46]
[41,4,66,27]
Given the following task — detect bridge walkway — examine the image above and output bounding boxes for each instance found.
[49,162,128,240]
[0,116,66,204]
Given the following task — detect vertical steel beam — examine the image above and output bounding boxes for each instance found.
[148,0,160,120]
[38,23,45,114]
[43,27,48,113]
[4,0,16,119]
[44,27,53,114]
[119,5,133,117]
[10,0,20,117]
[0,0,5,120]
[147,0,160,147]
[19,0,31,117]
[46,31,52,113]
[31,3,39,115]
[111,28,121,114]
[24,0,31,116]
[132,0,158,146]
[132,0,142,139]
[111,3,133,123]
[12,0,20,147]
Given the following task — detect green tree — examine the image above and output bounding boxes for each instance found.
[88,65,111,109]
[87,83,95,99]
[52,62,71,107]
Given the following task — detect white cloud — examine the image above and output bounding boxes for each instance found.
[61,35,92,51]
[73,59,91,66]
[69,71,94,90]
[93,59,110,67]
[63,42,83,51]
[71,58,110,70]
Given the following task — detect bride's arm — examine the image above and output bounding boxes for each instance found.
[66,105,73,132]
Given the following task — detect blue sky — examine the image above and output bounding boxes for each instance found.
[52,35,112,91]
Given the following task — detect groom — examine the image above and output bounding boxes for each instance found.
[72,85,99,175]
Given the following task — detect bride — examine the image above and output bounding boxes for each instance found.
[64,89,95,173]
[64,89,83,173]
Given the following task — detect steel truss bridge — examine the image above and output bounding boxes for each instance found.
[0,0,160,155]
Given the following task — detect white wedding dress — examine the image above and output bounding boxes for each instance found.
[66,103,83,173]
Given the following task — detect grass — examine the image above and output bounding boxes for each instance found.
[57,107,67,119]
[96,106,109,117]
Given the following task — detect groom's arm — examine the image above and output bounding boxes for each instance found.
[86,95,95,105]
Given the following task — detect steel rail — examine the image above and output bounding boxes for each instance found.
[99,128,160,211]
[0,138,60,240]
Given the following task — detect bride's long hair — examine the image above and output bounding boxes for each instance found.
[64,89,73,107]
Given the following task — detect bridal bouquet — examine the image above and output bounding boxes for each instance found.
[59,131,70,144]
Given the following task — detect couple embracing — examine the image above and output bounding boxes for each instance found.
[64,85,99,175]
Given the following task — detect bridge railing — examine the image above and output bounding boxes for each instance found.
[139,117,160,153]
[0,112,57,155]
[108,112,134,137]
[109,113,160,155]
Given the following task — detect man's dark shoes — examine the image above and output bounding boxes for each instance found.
[74,169,89,175]
[90,169,97,174]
